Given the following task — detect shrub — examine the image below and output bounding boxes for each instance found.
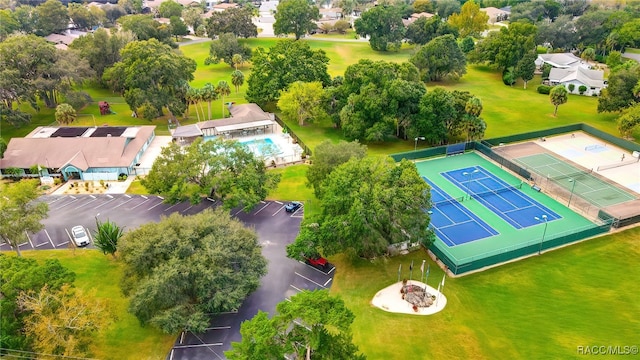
[578,85,587,94]
[568,84,575,93]
[537,85,552,94]
[502,68,516,86]
[334,20,350,34]
[541,64,552,79]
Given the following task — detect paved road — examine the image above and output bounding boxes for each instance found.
[0,194,334,360]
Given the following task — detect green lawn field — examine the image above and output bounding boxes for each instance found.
[14,250,175,360]
[330,226,640,359]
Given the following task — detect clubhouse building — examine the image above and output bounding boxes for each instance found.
[0,125,156,181]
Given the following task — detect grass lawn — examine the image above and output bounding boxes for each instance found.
[330,226,640,359]
[17,250,175,360]
[266,164,319,216]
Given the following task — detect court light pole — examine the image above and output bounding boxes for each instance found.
[534,215,548,255]
[462,169,480,200]
[567,178,577,207]
[414,136,425,151]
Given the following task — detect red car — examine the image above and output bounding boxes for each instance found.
[305,256,329,270]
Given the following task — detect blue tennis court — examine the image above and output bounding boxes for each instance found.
[442,167,562,229]
[423,177,498,247]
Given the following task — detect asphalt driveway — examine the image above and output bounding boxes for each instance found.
[0,195,334,360]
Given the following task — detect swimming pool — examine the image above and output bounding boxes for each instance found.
[241,137,284,158]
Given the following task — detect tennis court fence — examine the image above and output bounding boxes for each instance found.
[429,221,612,275]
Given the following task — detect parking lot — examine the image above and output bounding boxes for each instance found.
[0,194,333,360]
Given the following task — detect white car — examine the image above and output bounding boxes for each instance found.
[71,226,90,247]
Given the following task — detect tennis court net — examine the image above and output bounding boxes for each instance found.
[432,197,464,208]
[597,159,638,171]
[470,183,522,199]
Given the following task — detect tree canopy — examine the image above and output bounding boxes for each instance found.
[447,0,488,38]
[598,62,640,113]
[34,0,68,35]
[405,15,458,45]
[119,209,268,333]
[470,21,537,71]
[0,255,75,352]
[0,180,49,257]
[206,7,258,38]
[550,85,568,116]
[142,137,280,209]
[206,32,252,68]
[70,28,133,79]
[617,103,640,138]
[103,39,196,120]
[354,5,405,51]
[277,81,327,126]
[226,290,365,360]
[410,34,466,82]
[306,140,368,199]
[288,157,433,259]
[273,0,320,40]
[246,39,330,106]
[118,14,174,46]
[158,0,183,18]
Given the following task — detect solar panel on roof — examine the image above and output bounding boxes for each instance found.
[90,127,127,137]
[51,127,89,137]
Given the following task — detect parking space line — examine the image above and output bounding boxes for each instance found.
[112,197,135,210]
[147,201,164,211]
[89,195,96,199]
[324,278,333,286]
[124,194,131,198]
[44,229,55,247]
[18,242,28,247]
[94,197,117,209]
[25,231,34,249]
[35,241,48,248]
[294,272,326,289]
[253,202,271,215]
[64,228,75,248]
[106,194,113,199]
[290,284,303,292]
[164,203,180,212]
[299,261,332,275]
[141,195,148,199]
[204,326,231,330]
[128,198,150,211]
[172,343,223,349]
[274,200,283,204]
[51,198,79,210]
[180,331,185,345]
[157,196,164,200]
[272,206,286,216]
[71,197,101,210]
[327,266,336,274]
[233,208,244,216]
[181,205,194,213]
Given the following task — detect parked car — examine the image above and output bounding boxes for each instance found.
[71,225,90,247]
[284,201,302,213]
[305,256,329,270]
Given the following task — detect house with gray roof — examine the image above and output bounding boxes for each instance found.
[172,103,276,143]
[548,67,607,96]
[1,126,156,181]
[535,53,582,69]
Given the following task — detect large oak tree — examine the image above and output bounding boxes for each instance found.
[288,157,432,259]
[103,38,196,120]
[246,39,330,106]
[226,290,366,360]
[0,180,49,257]
[119,209,268,333]
[273,0,319,40]
[142,137,280,209]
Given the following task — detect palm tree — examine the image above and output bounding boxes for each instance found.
[185,86,199,121]
[231,70,244,94]
[93,218,124,259]
[201,82,218,120]
[55,104,77,125]
[217,80,231,118]
[232,53,244,70]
